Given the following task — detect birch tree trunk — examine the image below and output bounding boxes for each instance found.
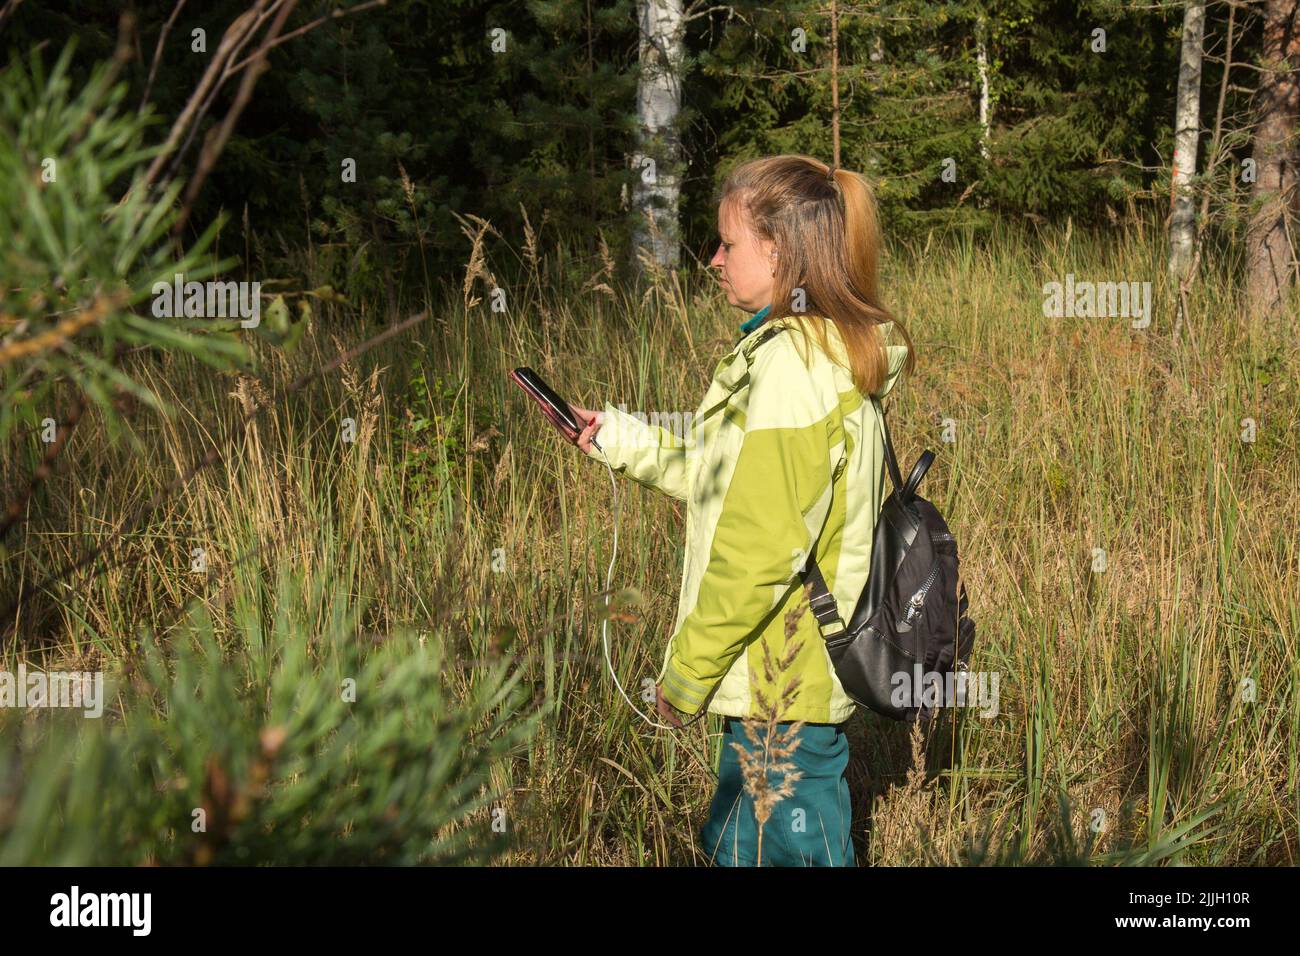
[631,0,685,276]
[1245,0,1300,318]
[976,16,991,160]
[1169,2,1206,282]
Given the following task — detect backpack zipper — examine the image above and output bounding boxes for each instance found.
[897,562,940,633]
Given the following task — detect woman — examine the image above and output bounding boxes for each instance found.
[569,155,915,866]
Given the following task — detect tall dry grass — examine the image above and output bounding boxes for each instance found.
[2,212,1296,864]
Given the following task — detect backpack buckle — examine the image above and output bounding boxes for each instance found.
[808,592,839,616]
[823,626,852,648]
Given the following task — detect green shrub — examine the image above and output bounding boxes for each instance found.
[0,567,542,865]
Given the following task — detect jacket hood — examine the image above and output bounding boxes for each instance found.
[765,315,908,400]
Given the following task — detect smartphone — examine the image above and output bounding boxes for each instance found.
[509,366,588,443]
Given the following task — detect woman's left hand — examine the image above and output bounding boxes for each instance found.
[568,404,603,453]
[655,683,685,728]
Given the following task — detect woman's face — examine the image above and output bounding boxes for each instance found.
[710,197,776,313]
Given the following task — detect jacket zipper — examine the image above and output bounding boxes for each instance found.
[897,562,940,633]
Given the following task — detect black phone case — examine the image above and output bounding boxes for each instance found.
[510,367,584,437]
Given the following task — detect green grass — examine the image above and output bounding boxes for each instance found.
[1,214,1296,865]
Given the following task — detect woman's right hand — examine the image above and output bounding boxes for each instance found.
[569,404,604,454]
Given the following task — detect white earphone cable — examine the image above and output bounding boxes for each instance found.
[590,437,691,731]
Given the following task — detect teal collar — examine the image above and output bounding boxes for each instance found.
[739,304,771,337]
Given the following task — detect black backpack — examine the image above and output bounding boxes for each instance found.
[798,398,976,723]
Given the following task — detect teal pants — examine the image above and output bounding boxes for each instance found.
[698,716,855,866]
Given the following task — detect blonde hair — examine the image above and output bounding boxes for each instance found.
[716,154,916,396]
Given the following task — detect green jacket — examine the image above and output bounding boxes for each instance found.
[585,314,909,724]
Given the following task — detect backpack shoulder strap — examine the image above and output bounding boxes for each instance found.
[801,554,847,641]
[873,396,904,494]
[801,394,904,641]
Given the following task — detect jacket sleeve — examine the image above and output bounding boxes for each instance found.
[658,342,837,715]
[582,401,692,501]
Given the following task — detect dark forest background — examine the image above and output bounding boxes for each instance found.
[5,0,1249,294]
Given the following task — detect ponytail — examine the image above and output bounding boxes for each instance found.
[717,154,916,396]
